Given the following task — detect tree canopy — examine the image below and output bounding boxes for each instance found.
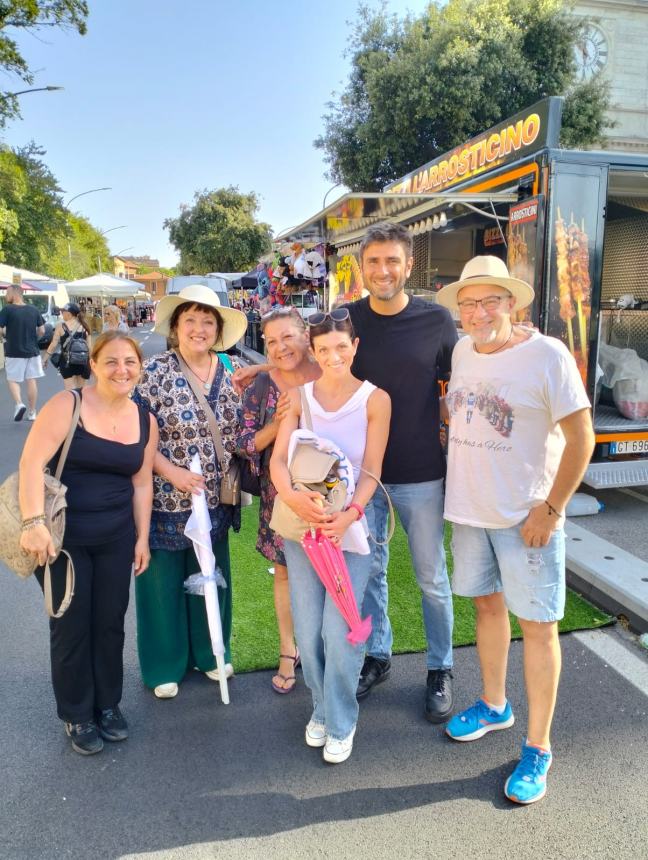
[315,0,613,191]
[164,187,273,274]
[0,142,108,276]
[0,1,89,127]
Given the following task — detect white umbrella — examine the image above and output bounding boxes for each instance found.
[184,453,230,704]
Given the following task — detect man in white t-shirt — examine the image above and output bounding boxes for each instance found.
[436,256,594,805]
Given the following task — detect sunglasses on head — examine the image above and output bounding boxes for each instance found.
[261,306,300,320]
[307,308,350,327]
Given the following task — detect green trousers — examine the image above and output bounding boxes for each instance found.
[135,536,232,689]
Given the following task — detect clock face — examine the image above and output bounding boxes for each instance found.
[574,24,609,81]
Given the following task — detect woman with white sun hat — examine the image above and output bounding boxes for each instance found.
[132,285,247,699]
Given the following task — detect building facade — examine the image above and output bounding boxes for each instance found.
[574,0,648,151]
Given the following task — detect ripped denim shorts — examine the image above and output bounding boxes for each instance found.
[450,522,565,622]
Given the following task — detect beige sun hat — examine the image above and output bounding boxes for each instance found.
[154,284,248,351]
[436,256,534,311]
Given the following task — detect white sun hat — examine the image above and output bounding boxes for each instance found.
[436,256,534,311]
[154,284,248,351]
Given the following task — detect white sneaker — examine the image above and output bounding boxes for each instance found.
[27,409,37,421]
[13,403,26,421]
[204,663,234,682]
[154,683,178,699]
[305,720,327,748]
[323,728,356,764]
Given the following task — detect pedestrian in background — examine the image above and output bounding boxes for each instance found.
[236,307,320,694]
[43,303,92,390]
[103,304,128,333]
[0,284,45,421]
[438,257,594,804]
[19,331,157,756]
[133,285,247,700]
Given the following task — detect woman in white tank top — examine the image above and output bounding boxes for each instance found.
[271,309,391,765]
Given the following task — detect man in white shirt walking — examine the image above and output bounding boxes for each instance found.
[437,256,594,805]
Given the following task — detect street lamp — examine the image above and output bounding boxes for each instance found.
[66,187,112,210]
[0,85,64,100]
[97,227,127,271]
[65,187,112,277]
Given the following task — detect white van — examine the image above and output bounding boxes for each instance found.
[0,281,69,326]
[284,290,320,320]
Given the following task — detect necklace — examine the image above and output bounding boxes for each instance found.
[475,326,514,356]
[181,351,214,392]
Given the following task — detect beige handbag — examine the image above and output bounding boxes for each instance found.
[175,352,241,506]
[0,390,80,617]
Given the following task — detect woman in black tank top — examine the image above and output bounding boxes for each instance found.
[19,332,158,756]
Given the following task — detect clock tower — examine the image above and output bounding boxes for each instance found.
[573,0,648,152]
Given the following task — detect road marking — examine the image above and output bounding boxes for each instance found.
[619,488,648,504]
[573,630,648,697]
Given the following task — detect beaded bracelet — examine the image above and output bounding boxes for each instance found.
[21,515,46,530]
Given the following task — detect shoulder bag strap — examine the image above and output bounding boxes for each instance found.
[54,390,81,481]
[258,371,270,428]
[44,390,81,619]
[357,466,396,546]
[299,385,314,431]
[175,351,226,465]
[218,351,233,373]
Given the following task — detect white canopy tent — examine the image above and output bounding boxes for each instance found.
[64,273,144,299]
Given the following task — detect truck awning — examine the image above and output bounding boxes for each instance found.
[276,191,518,246]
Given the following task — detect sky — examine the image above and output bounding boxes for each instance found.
[4,0,431,268]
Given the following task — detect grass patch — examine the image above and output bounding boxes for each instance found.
[230,501,612,673]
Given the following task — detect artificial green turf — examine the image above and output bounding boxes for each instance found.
[229,501,612,673]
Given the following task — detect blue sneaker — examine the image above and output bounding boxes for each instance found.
[445,698,514,741]
[504,741,553,804]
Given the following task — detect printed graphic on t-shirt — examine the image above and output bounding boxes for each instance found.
[447,381,515,451]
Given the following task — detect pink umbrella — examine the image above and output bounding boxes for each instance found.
[301,529,372,645]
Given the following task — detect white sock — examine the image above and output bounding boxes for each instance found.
[484,698,507,714]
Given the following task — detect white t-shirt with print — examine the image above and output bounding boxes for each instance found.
[444,332,590,529]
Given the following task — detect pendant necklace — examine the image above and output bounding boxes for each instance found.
[183,352,213,392]
[475,325,514,356]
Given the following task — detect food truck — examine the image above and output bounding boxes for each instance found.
[277,97,648,488]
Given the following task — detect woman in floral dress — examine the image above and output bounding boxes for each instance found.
[236,308,320,693]
[133,285,247,700]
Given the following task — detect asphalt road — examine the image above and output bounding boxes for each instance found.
[1,326,647,859]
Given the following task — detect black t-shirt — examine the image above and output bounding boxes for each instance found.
[0,304,45,358]
[345,296,458,484]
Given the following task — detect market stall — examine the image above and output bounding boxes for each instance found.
[276,96,648,487]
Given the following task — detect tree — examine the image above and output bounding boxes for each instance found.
[0,142,67,271]
[315,0,613,191]
[0,1,89,127]
[164,187,272,274]
[47,213,110,279]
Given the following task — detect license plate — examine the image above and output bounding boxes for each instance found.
[608,439,648,454]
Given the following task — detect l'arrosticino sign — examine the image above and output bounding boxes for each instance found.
[385,97,563,195]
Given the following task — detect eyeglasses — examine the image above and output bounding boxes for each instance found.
[456,295,510,313]
[308,308,350,326]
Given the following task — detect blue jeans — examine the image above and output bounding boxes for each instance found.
[362,479,453,670]
[283,504,375,740]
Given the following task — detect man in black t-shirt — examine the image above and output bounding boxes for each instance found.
[0,285,45,421]
[344,222,457,723]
